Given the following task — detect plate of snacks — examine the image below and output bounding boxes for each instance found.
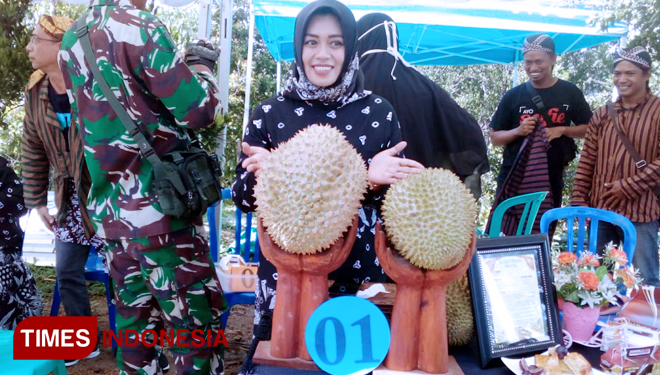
[501,346,605,375]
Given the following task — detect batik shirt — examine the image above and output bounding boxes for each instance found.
[572,93,660,223]
[59,0,222,240]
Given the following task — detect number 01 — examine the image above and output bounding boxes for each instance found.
[314,315,378,366]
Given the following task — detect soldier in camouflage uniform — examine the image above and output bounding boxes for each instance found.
[58,0,226,374]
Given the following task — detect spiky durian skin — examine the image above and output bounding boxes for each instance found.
[447,273,475,346]
[382,168,477,270]
[254,124,368,255]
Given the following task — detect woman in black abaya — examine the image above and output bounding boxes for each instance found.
[357,13,489,198]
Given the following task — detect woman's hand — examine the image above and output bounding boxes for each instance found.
[367,141,425,188]
[241,142,271,177]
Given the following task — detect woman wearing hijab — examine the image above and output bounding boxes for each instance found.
[232,0,423,335]
[0,156,43,329]
[356,13,489,198]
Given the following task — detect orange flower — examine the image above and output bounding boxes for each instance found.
[557,252,578,266]
[616,268,636,288]
[578,272,600,291]
[609,249,628,266]
[578,254,600,268]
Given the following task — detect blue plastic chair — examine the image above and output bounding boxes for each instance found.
[207,188,260,330]
[540,207,636,260]
[0,330,67,375]
[541,207,637,329]
[207,189,260,264]
[488,191,548,237]
[50,246,116,350]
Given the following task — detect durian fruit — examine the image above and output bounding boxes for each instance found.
[381,168,477,270]
[254,124,368,254]
[446,273,475,346]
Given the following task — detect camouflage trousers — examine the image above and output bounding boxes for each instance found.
[104,225,226,375]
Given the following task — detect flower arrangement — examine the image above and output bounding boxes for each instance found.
[552,242,641,309]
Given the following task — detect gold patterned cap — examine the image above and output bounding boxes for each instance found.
[39,15,74,40]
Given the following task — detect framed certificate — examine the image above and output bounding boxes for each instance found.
[468,234,561,368]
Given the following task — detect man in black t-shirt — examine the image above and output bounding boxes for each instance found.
[490,34,592,209]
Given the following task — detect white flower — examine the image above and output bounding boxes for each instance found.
[553,272,573,289]
[597,277,618,304]
[578,290,603,309]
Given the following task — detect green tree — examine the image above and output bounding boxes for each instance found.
[597,0,660,61]
[0,0,85,165]
[0,0,32,131]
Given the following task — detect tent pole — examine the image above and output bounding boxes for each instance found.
[242,0,255,135]
[203,0,232,260]
[276,61,281,93]
[612,36,628,101]
[512,62,519,88]
[217,0,233,153]
[197,0,212,39]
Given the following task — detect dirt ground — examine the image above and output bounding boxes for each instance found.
[48,295,254,375]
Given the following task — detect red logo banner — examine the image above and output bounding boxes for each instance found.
[13,317,97,360]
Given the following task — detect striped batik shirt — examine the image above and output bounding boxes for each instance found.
[21,75,73,211]
[21,74,94,236]
[572,92,660,223]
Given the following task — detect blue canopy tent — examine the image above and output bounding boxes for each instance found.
[253,0,627,65]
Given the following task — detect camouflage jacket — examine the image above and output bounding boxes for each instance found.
[59,0,222,240]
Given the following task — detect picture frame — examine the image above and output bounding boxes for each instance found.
[468,234,561,368]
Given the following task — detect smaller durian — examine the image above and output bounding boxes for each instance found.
[254,124,368,254]
[447,273,475,346]
[381,168,477,270]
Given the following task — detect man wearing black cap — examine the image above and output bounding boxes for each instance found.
[489,34,592,234]
[573,47,660,286]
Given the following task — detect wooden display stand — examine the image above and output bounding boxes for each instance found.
[253,216,358,370]
[374,222,475,375]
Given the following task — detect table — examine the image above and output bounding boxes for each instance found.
[253,283,607,374]
[253,342,605,374]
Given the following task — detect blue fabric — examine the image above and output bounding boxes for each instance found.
[253,0,628,65]
[596,221,660,287]
[0,331,68,375]
[56,113,71,130]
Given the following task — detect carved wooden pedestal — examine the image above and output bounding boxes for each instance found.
[374,222,476,374]
[253,216,358,368]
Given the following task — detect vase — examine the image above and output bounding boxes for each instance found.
[562,301,600,342]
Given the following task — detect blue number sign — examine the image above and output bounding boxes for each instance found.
[305,296,390,375]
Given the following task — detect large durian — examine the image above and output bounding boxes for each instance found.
[447,274,475,346]
[254,124,368,254]
[381,168,477,270]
